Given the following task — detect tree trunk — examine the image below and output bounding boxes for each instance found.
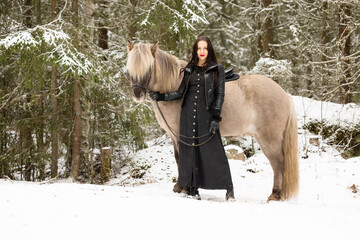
[50,65,58,177]
[291,48,299,95]
[23,0,33,28]
[36,104,46,181]
[250,0,260,68]
[0,79,9,177]
[23,0,33,181]
[129,0,138,40]
[261,0,274,57]
[100,147,111,182]
[51,0,56,21]
[35,0,41,24]
[321,1,330,100]
[81,0,95,179]
[98,0,109,51]
[71,77,81,179]
[306,52,313,97]
[253,0,263,58]
[84,0,95,43]
[338,3,352,104]
[70,0,81,179]
[50,0,58,178]
[35,0,46,181]
[23,112,33,181]
[98,23,108,50]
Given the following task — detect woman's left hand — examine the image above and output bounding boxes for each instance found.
[209,120,219,133]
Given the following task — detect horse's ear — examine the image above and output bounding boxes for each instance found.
[151,41,158,56]
[127,40,134,52]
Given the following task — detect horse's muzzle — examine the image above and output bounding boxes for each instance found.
[132,86,146,102]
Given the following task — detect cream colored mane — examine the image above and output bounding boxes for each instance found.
[127,43,186,92]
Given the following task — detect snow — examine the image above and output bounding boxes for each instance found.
[139,0,208,30]
[290,25,299,42]
[292,95,359,128]
[0,26,95,75]
[250,57,293,80]
[224,144,244,153]
[1,97,360,240]
[0,26,69,49]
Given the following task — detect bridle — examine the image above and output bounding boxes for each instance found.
[130,75,215,147]
[131,83,148,91]
[131,66,152,93]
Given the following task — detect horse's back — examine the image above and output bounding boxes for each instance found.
[237,74,290,109]
[221,75,292,137]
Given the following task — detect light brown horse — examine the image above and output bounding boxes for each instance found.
[126,42,299,201]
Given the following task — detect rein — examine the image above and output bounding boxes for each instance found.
[131,73,215,147]
[154,100,215,147]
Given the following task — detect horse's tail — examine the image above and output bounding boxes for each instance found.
[281,96,299,199]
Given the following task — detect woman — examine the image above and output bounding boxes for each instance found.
[150,36,235,201]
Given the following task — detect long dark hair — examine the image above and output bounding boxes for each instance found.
[189,36,218,67]
[181,36,220,85]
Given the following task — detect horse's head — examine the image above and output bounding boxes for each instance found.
[126,41,158,102]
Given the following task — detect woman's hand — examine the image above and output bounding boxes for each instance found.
[209,108,221,133]
[209,120,219,133]
[149,91,164,101]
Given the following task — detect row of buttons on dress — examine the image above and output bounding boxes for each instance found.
[192,73,201,146]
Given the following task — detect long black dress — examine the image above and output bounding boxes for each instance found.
[178,66,233,190]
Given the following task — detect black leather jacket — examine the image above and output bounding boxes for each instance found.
[163,62,225,112]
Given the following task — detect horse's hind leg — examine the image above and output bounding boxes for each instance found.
[171,138,182,193]
[255,134,285,201]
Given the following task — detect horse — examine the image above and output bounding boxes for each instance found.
[126,41,299,201]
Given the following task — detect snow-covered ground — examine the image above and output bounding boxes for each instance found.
[292,95,359,128]
[1,96,360,240]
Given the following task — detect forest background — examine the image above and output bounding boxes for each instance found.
[0,0,359,183]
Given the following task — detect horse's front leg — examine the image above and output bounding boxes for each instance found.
[170,137,183,193]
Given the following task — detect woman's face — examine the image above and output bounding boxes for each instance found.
[197,40,208,63]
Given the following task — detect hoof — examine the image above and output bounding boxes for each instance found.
[267,190,283,202]
[184,188,201,200]
[179,189,188,197]
[226,189,235,202]
[226,197,236,202]
[173,182,182,193]
[186,194,201,200]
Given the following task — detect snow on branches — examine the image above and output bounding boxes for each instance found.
[250,57,293,85]
[0,25,95,75]
[140,0,208,33]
